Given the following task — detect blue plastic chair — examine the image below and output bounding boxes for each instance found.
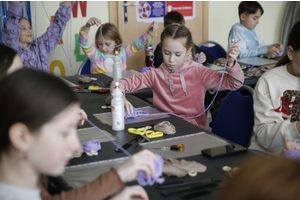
[78,59,91,75]
[198,41,227,61]
[211,85,254,148]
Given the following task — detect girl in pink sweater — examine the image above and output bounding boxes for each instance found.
[111,24,244,128]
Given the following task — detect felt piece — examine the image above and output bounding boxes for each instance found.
[78,75,92,83]
[244,67,263,77]
[105,95,112,105]
[213,58,226,66]
[163,157,207,177]
[154,121,176,135]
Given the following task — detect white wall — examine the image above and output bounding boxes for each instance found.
[208,1,289,50]
[31,1,288,76]
[31,1,109,76]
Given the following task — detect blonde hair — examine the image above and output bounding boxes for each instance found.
[95,23,123,52]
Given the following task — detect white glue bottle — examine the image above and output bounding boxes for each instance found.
[111,82,124,131]
[113,51,122,81]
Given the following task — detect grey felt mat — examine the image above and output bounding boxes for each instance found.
[94,106,170,126]
[77,127,115,144]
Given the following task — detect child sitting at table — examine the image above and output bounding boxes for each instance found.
[227,1,283,58]
[79,18,158,74]
[110,24,244,128]
[250,20,300,154]
[1,1,72,73]
[154,11,213,68]
[0,69,156,200]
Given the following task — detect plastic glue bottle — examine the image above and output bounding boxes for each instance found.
[113,51,122,81]
[111,82,124,131]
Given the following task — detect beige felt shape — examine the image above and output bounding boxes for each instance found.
[244,68,263,77]
[163,157,207,177]
[86,151,94,156]
[78,75,92,83]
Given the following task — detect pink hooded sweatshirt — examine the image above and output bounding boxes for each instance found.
[111,60,244,128]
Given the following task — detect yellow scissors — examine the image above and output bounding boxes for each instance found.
[128,128,163,138]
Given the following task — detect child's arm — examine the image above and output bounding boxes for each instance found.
[78,17,101,61]
[123,22,159,59]
[37,1,72,57]
[229,29,267,58]
[110,71,154,114]
[201,43,244,91]
[1,1,22,51]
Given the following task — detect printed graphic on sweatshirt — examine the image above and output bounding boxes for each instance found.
[275,90,300,122]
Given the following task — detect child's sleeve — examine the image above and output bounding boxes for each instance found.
[37,2,72,57]
[229,28,267,58]
[194,45,214,64]
[253,77,299,152]
[123,29,153,59]
[1,1,22,51]
[201,61,244,91]
[78,30,99,61]
[110,70,153,94]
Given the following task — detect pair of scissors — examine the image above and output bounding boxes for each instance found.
[146,144,185,151]
[128,128,163,138]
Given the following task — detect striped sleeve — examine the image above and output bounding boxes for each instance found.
[78,31,99,61]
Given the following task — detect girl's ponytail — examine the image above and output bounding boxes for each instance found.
[274,54,290,68]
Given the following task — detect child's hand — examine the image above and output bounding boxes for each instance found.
[85,17,100,28]
[116,149,156,182]
[261,65,274,72]
[122,95,133,115]
[63,1,71,7]
[197,52,206,64]
[149,21,159,36]
[226,43,239,67]
[267,46,280,55]
[78,109,87,126]
[109,186,149,200]
[282,141,300,154]
[274,43,284,52]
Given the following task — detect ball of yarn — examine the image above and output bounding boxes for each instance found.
[78,75,92,83]
[154,121,176,135]
[82,138,101,153]
[137,154,165,186]
[284,150,300,161]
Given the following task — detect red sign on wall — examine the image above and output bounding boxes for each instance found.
[166,1,193,17]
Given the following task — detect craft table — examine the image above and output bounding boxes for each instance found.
[50,74,261,200]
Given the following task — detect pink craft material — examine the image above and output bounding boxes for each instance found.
[86,119,165,186]
[137,154,165,186]
[82,138,101,153]
[284,150,300,161]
